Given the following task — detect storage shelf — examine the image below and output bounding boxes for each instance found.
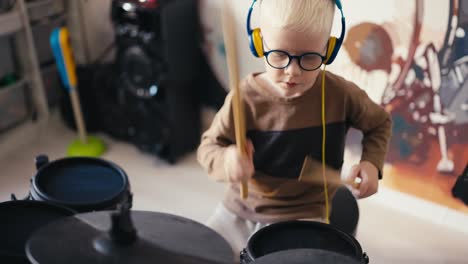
[0,78,30,132]
[0,77,27,91]
[0,0,64,155]
[0,10,23,36]
[27,0,65,22]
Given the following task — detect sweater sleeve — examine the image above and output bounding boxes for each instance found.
[345,81,392,179]
[197,90,237,181]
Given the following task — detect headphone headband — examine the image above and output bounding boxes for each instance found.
[246,0,346,64]
[246,0,257,35]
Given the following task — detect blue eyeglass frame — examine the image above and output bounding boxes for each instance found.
[264,49,327,71]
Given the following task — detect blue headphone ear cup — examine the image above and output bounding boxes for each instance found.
[249,28,264,57]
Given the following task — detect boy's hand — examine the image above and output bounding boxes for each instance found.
[347,161,379,199]
[224,140,255,183]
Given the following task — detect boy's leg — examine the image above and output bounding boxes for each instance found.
[206,203,260,262]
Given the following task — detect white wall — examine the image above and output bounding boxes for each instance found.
[200,0,264,90]
[67,0,115,65]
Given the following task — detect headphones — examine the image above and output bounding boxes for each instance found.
[246,0,346,65]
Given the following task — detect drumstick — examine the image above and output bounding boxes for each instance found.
[304,175,362,188]
[222,0,248,199]
[298,156,362,189]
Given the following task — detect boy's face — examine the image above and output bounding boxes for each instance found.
[261,25,329,98]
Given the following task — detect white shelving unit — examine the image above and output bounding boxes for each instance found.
[27,0,64,22]
[0,9,22,35]
[0,0,62,158]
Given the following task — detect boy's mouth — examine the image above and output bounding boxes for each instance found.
[285,82,298,88]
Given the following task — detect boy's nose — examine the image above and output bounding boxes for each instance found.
[284,59,302,76]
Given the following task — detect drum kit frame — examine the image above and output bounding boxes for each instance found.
[2,155,369,263]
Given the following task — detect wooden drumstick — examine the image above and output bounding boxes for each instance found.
[299,156,362,189]
[302,172,362,189]
[222,0,248,199]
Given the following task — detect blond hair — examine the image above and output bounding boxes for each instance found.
[259,0,335,35]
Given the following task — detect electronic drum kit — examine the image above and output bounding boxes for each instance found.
[1,155,369,263]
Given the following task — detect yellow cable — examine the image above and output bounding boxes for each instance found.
[321,66,330,224]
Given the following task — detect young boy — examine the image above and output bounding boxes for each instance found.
[197,0,392,257]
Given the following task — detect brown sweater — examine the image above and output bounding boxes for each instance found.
[197,71,392,223]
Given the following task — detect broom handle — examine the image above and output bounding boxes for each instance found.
[60,28,88,144]
[222,0,248,199]
[69,87,87,143]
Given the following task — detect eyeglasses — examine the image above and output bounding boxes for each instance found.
[264,50,326,71]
